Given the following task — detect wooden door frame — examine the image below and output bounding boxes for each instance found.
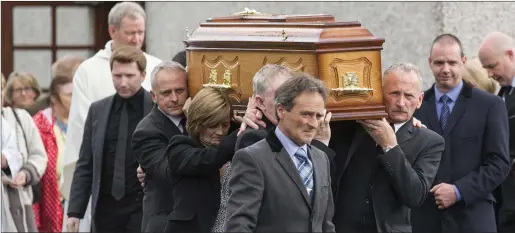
[1,1,146,77]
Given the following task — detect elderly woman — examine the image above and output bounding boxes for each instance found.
[4,71,41,109]
[1,73,48,232]
[463,58,500,94]
[32,74,73,232]
[164,87,238,233]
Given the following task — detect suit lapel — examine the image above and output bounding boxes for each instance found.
[95,96,114,161]
[310,147,324,213]
[276,149,312,209]
[505,91,515,116]
[154,107,181,138]
[422,86,442,135]
[397,118,413,145]
[443,83,473,136]
[334,125,366,192]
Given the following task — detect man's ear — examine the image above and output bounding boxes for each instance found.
[150,90,157,103]
[276,103,284,120]
[108,25,116,39]
[254,95,265,110]
[416,92,424,109]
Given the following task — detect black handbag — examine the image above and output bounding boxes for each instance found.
[9,109,42,204]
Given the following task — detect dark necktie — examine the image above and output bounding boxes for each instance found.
[389,123,395,133]
[112,102,128,200]
[500,86,512,98]
[439,95,452,132]
[179,118,188,135]
[501,86,513,108]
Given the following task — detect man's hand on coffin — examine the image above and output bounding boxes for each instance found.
[412,117,426,128]
[238,96,266,136]
[314,110,332,146]
[357,118,398,151]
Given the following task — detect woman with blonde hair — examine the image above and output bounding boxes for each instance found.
[163,87,238,233]
[4,71,41,109]
[463,58,500,94]
[1,72,48,232]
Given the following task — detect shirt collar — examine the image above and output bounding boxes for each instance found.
[510,76,515,88]
[393,121,407,133]
[114,87,144,110]
[434,80,463,103]
[157,106,184,127]
[275,126,307,157]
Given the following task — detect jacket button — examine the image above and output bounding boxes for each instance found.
[365,199,370,204]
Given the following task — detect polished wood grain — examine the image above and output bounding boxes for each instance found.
[185,14,387,120]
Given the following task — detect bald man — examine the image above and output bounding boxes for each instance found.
[479,32,515,233]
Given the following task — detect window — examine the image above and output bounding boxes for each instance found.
[1,1,145,90]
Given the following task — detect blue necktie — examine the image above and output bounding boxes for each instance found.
[294,148,314,196]
[439,95,452,132]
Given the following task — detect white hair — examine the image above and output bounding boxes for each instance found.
[150,61,187,90]
[108,2,146,28]
[252,64,294,96]
[383,62,423,91]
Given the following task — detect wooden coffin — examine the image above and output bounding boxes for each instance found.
[184,10,387,120]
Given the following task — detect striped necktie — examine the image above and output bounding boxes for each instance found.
[293,148,314,196]
[439,94,452,132]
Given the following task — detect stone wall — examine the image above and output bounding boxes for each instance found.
[146,2,514,89]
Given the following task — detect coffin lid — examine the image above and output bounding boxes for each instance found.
[185,10,385,53]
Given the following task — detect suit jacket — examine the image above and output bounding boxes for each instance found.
[412,82,510,232]
[67,90,153,222]
[163,133,237,233]
[496,87,515,232]
[328,119,444,233]
[131,106,183,233]
[226,128,335,232]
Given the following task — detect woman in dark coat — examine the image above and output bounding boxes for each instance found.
[164,87,238,233]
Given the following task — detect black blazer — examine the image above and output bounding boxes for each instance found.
[412,82,510,233]
[495,87,515,232]
[328,119,445,233]
[131,106,184,233]
[164,132,238,233]
[68,90,153,220]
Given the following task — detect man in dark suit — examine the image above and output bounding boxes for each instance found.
[327,62,445,233]
[67,46,153,233]
[131,61,189,233]
[226,74,335,232]
[412,33,510,233]
[478,31,515,232]
[240,63,443,233]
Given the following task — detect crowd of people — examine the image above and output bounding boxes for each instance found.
[2,1,515,233]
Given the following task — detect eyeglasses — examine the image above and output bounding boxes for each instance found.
[13,87,34,94]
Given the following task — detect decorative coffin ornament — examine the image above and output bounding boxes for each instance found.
[184,10,387,121]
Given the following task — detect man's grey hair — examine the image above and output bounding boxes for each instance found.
[383,62,423,90]
[274,73,327,119]
[150,61,187,90]
[108,2,146,29]
[253,64,295,96]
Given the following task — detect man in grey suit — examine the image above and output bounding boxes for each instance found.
[226,74,335,232]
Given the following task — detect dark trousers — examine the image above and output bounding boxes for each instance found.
[94,192,143,233]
